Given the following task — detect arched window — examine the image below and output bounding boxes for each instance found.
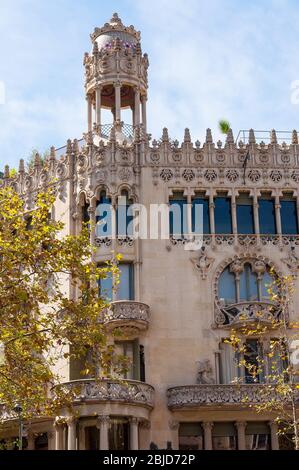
[95,190,112,237]
[218,261,274,306]
[117,190,134,237]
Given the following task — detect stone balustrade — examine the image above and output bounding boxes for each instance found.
[170,234,299,248]
[104,300,150,333]
[167,384,299,409]
[61,378,154,409]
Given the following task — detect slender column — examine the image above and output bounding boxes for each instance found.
[253,193,260,235]
[209,194,215,235]
[187,193,192,238]
[141,95,147,131]
[88,205,96,246]
[202,422,213,450]
[231,193,237,235]
[87,96,92,133]
[134,87,141,126]
[114,82,121,122]
[130,418,139,450]
[275,195,282,235]
[27,431,35,451]
[54,421,64,450]
[97,415,110,450]
[95,86,102,127]
[269,421,279,450]
[67,417,77,450]
[235,422,247,450]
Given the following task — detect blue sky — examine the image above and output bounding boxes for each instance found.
[1,0,299,169]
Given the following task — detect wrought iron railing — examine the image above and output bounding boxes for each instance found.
[215,300,282,327]
[235,129,294,145]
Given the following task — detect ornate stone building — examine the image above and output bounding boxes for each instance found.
[1,13,299,450]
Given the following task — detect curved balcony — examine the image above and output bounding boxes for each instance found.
[61,378,154,409]
[104,300,150,334]
[167,384,298,409]
[215,301,282,328]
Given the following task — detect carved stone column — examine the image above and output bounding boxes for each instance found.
[114,82,121,122]
[88,205,96,246]
[67,417,77,450]
[235,422,247,450]
[209,195,215,235]
[97,415,110,450]
[134,87,141,126]
[275,195,282,235]
[253,193,260,235]
[54,420,64,450]
[202,422,213,450]
[141,95,147,132]
[269,421,279,450]
[87,96,92,133]
[130,417,139,450]
[95,86,102,127]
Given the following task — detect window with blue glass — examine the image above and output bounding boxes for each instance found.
[259,196,276,234]
[236,194,254,234]
[239,263,258,301]
[117,191,134,237]
[280,196,298,235]
[214,196,232,234]
[95,191,112,237]
[98,263,134,301]
[192,196,210,234]
[169,193,188,237]
[219,268,237,305]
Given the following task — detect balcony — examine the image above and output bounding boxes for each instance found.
[104,300,150,334]
[167,384,299,409]
[170,234,299,248]
[61,378,154,409]
[215,301,282,328]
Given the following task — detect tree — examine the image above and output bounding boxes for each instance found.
[26,149,50,171]
[227,273,299,450]
[0,186,122,423]
[218,119,231,135]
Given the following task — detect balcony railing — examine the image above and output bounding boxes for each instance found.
[104,300,150,332]
[170,234,299,248]
[61,378,154,409]
[167,384,299,409]
[215,301,282,328]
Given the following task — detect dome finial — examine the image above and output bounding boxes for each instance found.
[110,12,123,26]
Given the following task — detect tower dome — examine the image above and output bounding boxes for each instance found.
[84,13,149,142]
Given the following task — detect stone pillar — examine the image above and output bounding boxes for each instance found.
[54,421,64,450]
[209,195,215,235]
[27,431,35,451]
[141,95,147,131]
[95,86,102,127]
[87,96,92,133]
[202,422,213,450]
[67,417,77,450]
[114,82,121,122]
[97,415,110,450]
[130,418,139,450]
[269,421,279,450]
[275,195,282,235]
[88,205,96,245]
[235,422,247,450]
[231,193,237,235]
[134,87,141,126]
[253,193,260,235]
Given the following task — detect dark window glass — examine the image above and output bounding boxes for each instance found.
[34,433,48,451]
[244,340,263,384]
[140,345,145,382]
[281,200,298,234]
[82,203,90,224]
[212,423,237,450]
[169,196,188,236]
[179,423,203,450]
[109,418,130,450]
[192,198,210,234]
[214,197,232,234]
[96,193,112,237]
[85,426,99,450]
[219,268,237,305]
[117,192,134,236]
[239,264,258,301]
[259,198,276,234]
[236,196,254,234]
[246,423,271,450]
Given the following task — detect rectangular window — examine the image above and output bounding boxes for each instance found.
[179,423,203,450]
[169,193,188,237]
[244,339,264,384]
[280,197,298,234]
[114,340,141,380]
[98,263,134,301]
[214,196,232,234]
[96,195,112,237]
[212,423,237,450]
[245,422,271,450]
[192,197,210,234]
[259,196,276,234]
[236,194,254,234]
[109,418,130,450]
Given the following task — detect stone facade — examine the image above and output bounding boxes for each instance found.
[1,13,299,451]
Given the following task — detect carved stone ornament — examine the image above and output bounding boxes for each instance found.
[191,247,214,280]
[196,360,215,384]
[282,247,299,277]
